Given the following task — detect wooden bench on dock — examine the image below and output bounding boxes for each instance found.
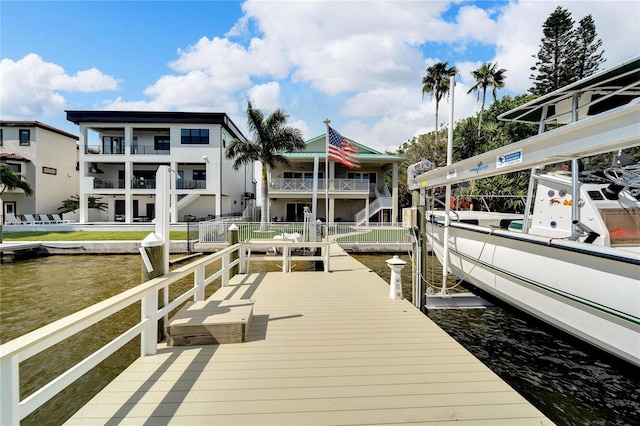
[166,299,254,346]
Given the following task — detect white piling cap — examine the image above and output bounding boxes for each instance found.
[385,255,407,266]
[141,232,163,247]
[228,223,239,231]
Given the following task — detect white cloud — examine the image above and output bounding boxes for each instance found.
[0,54,117,117]
[247,82,281,112]
[5,1,638,154]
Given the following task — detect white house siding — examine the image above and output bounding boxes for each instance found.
[0,122,79,220]
[68,111,253,224]
[35,126,79,214]
[266,135,405,224]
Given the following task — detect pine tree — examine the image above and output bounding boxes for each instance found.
[530,6,575,95]
[572,14,605,80]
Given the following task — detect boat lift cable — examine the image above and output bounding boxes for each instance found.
[419,189,497,292]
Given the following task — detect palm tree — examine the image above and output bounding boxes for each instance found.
[1,164,34,242]
[467,62,507,135]
[421,61,458,151]
[226,101,304,231]
[0,164,33,196]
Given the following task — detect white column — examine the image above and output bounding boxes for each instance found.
[78,126,89,223]
[365,197,370,225]
[155,165,170,274]
[392,163,399,223]
[170,161,178,223]
[125,162,133,223]
[125,125,133,156]
[214,158,221,219]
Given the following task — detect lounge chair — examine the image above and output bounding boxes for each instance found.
[5,213,22,225]
[24,214,44,224]
[39,214,53,224]
[52,214,73,223]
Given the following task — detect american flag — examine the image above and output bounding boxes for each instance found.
[327,126,360,169]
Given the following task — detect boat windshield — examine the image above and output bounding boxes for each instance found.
[600,208,640,245]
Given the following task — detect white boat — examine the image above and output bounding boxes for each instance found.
[408,57,640,367]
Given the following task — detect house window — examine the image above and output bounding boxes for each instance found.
[19,129,30,146]
[193,170,206,180]
[103,137,124,154]
[347,172,375,183]
[154,136,170,151]
[284,172,323,179]
[181,129,209,144]
[5,163,21,173]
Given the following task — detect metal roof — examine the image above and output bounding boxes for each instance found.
[281,133,406,163]
[498,56,640,124]
[286,151,404,160]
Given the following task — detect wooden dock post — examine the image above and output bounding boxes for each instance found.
[140,233,165,346]
[228,224,239,277]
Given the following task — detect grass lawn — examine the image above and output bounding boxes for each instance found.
[2,230,195,241]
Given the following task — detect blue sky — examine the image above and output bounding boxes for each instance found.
[1,1,638,153]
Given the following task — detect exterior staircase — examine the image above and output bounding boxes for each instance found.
[354,185,392,225]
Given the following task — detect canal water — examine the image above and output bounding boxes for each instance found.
[1,253,638,425]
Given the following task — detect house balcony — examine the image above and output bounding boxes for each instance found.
[93,178,125,189]
[91,179,206,190]
[269,178,371,195]
[84,145,170,155]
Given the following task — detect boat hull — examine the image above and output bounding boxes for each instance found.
[427,222,640,367]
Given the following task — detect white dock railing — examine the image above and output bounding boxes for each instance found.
[0,241,329,425]
[200,221,408,244]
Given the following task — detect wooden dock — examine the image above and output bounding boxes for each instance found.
[0,242,42,253]
[66,245,552,425]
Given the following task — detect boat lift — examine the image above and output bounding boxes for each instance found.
[409,58,640,310]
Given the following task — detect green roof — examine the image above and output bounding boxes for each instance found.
[280,133,405,163]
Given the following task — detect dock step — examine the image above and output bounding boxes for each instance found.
[167,299,254,346]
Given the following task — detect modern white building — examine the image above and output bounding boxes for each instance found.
[0,121,79,222]
[66,111,255,224]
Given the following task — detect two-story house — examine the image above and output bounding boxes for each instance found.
[66,111,255,224]
[1,121,79,222]
[269,134,405,224]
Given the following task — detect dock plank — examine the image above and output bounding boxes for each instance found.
[66,244,553,425]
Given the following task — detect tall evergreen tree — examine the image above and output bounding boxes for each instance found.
[467,62,507,135]
[572,14,605,80]
[421,62,458,152]
[530,6,575,95]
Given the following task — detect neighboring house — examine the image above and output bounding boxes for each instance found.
[0,121,79,223]
[66,111,255,224]
[269,134,405,224]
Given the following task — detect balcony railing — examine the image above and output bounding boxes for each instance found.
[176,180,206,190]
[131,179,156,189]
[269,178,370,192]
[93,178,125,189]
[90,178,206,190]
[131,146,170,155]
[84,145,170,155]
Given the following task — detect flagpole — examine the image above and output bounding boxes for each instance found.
[323,119,330,225]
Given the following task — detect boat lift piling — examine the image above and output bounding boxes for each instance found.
[411,75,495,311]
